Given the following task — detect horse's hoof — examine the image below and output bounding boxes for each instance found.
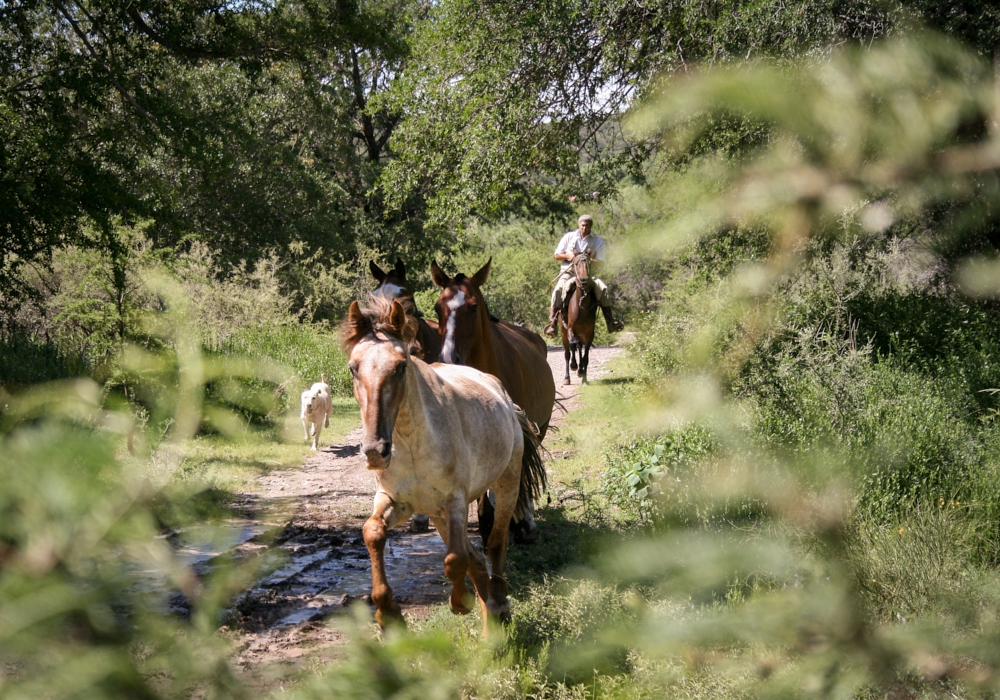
[375,604,405,628]
[450,594,474,615]
[487,598,512,624]
[511,520,539,545]
[563,379,571,386]
[409,514,430,532]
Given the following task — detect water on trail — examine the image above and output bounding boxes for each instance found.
[160,511,449,630]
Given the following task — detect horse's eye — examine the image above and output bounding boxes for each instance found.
[394,362,407,375]
[348,361,358,377]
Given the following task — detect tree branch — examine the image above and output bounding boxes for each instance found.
[125,7,283,60]
[53,1,161,127]
[350,47,380,162]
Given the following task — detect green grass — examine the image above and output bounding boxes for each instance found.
[217,324,353,398]
[176,397,358,495]
[506,355,641,587]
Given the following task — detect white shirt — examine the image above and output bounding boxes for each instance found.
[555,229,606,271]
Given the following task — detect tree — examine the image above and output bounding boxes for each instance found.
[0,0,420,320]
[378,0,895,231]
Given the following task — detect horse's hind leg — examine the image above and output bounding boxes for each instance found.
[485,454,521,624]
[477,492,495,546]
[363,492,412,627]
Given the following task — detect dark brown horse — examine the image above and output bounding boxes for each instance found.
[560,251,598,386]
[431,258,556,543]
[370,259,442,363]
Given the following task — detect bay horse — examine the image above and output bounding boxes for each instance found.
[342,296,545,633]
[430,258,556,544]
[370,259,442,363]
[560,251,598,386]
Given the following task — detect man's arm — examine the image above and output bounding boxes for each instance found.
[554,232,574,262]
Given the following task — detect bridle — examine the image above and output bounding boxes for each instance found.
[570,251,598,313]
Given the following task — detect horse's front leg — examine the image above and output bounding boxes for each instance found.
[563,343,572,386]
[432,494,483,616]
[363,491,412,627]
[579,342,591,383]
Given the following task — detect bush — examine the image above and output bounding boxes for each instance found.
[216,324,352,399]
[0,336,83,387]
[848,505,990,623]
[602,427,716,525]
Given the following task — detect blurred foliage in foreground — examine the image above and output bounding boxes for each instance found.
[11,29,1000,700]
[0,280,287,699]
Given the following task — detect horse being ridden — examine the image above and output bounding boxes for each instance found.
[342,296,545,634]
[560,250,599,385]
[370,259,442,363]
[430,259,556,544]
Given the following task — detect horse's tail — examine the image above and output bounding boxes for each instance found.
[514,406,547,515]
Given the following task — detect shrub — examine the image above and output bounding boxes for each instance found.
[602,427,716,525]
[216,324,351,399]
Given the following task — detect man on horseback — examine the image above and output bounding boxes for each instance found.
[544,214,625,336]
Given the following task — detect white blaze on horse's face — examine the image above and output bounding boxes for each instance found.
[440,290,465,364]
[348,334,409,470]
[375,281,405,300]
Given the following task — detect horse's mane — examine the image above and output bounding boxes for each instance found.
[341,294,420,349]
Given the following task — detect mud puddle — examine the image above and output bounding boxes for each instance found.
[164,515,450,631]
[243,525,448,628]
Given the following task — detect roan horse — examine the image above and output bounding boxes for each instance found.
[430,259,556,543]
[370,259,442,363]
[371,258,441,533]
[559,250,599,386]
[342,295,545,633]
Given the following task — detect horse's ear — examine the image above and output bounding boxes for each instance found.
[471,257,492,287]
[389,300,407,336]
[430,261,450,288]
[342,301,370,349]
[369,260,386,283]
[394,259,406,278]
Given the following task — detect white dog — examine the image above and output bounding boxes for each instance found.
[300,375,333,451]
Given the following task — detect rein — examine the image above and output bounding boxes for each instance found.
[571,253,599,314]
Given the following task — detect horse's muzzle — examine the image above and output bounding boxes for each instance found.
[364,439,392,470]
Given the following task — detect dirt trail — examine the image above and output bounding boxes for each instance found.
[219,344,623,670]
